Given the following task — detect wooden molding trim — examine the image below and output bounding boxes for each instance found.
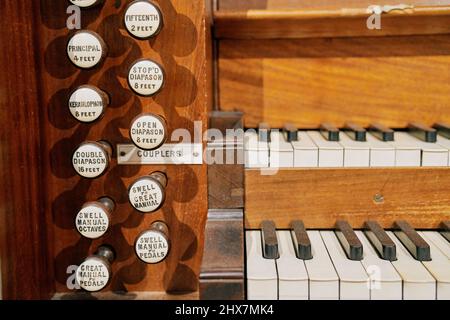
[214,6,450,39]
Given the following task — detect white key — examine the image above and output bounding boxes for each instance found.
[436,135,450,166]
[355,231,402,300]
[320,231,370,300]
[389,132,421,167]
[366,133,396,167]
[291,131,318,167]
[307,131,344,167]
[244,130,269,168]
[418,231,450,300]
[276,231,309,300]
[404,132,448,166]
[387,231,436,300]
[339,133,370,167]
[246,231,278,300]
[269,131,294,168]
[304,231,339,300]
[421,231,450,260]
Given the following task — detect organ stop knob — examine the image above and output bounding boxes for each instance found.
[128,171,167,213]
[75,197,115,239]
[69,0,104,8]
[128,59,165,97]
[67,30,107,69]
[68,85,109,123]
[124,0,163,39]
[130,113,167,150]
[135,221,170,264]
[72,140,112,179]
[76,245,115,292]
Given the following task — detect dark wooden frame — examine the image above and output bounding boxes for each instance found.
[0,1,54,299]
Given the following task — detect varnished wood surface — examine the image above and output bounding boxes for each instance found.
[199,209,244,300]
[218,36,450,128]
[214,7,450,39]
[0,1,54,299]
[53,291,198,300]
[208,112,244,209]
[39,0,210,294]
[245,168,450,229]
[218,0,450,10]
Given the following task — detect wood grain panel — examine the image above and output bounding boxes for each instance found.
[208,111,244,209]
[0,1,54,299]
[53,291,198,300]
[219,36,450,128]
[245,168,450,229]
[214,8,450,39]
[199,209,244,300]
[219,0,450,10]
[34,0,209,295]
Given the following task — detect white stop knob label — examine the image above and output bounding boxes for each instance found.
[72,142,109,178]
[67,31,106,69]
[69,86,107,123]
[128,177,165,213]
[125,0,163,39]
[128,59,164,96]
[130,114,167,150]
[135,230,169,264]
[75,204,110,239]
[76,257,110,292]
[69,0,101,8]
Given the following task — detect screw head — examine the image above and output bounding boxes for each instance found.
[373,193,384,204]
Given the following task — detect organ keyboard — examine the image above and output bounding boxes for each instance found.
[245,122,450,169]
[246,220,450,300]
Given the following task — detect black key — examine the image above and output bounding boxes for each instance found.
[369,123,394,142]
[344,122,367,142]
[335,220,363,261]
[283,123,298,142]
[320,122,340,142]
[433,122,450,140]
[258,123,271,142]
[440,221,450,242]
[290,220,312,260]
[394,220,431,261]
[261,220,279,259]
[408,122,437,143]
[364,221,396,261]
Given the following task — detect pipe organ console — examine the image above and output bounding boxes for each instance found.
[1,0,450,301]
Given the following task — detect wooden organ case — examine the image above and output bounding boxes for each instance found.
[0,0,211,299]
